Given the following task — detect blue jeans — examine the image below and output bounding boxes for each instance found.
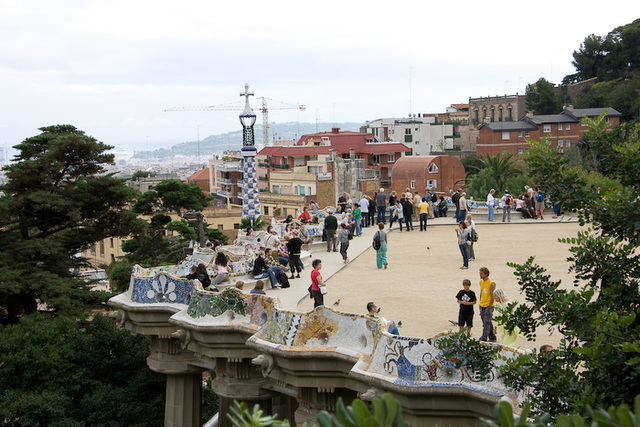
[404,216,412,230]
[459,243,469,267]
[419,213,428,231]
[488,205,494,221]
[355,218,362,235]
[377,206,386,224]
[267,266,285,288]
[388,320,400,336]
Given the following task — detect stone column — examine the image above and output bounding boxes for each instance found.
[165,372,202,427]
[212,358,275,427]
[295,387,359,425]
[147,335,205,427]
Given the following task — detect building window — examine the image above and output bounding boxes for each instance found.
[491,109,495,122]
[299,186,305,196]
[518,131,523,137]
[264,206,269,215]
[410,180,415,189]
[499,108,503,122]
[502,148,508,154]
[428,163,438,173]
[558,140,564,147]
[558,123,563,130]
[405,128,411,135]
[283,208,287,217]
[372,154,380,164]
[543,124,551,133]
[427,179,437,189]
[502,132,510,140]
[272,185,280,194]
[525,131,530,137]
[508,108,513,121]
[342,153,350,159]
[566,123,571,130]
[558,149,564,154]
[518,147,524,154]
[566,141,571,148]
[218,224,223,230]
[404,135,413,143]
[388,154,395,163]
[110,238,114,249]
[100,240,105,256]
[474,109,479,122]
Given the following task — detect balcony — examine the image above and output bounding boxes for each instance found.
[217,177,232,185]
[217,163,243,172]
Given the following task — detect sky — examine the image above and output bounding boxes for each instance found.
[1,0,638,159]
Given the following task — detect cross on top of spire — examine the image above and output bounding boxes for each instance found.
[240,83,254,116]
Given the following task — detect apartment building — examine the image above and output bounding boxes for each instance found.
[476,106,621,156]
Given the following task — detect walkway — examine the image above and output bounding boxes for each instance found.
[266,212,582,350]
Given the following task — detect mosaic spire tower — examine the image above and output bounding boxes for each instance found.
[239,83,260,219]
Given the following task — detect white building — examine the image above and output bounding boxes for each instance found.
[365,116,456,156]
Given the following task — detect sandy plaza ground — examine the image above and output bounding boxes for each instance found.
[282,213,585,351]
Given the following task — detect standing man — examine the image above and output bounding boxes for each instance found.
[412,191,421,223]
[502,190,513,223]
[418,197,429,231]
[458,192,467,223]
[478,267,497,342]
[375,188,387,224]
[368,195,376,227]
[324,209,338,252]
[359,194,369,228]
[402,197,414,231]
[426,188,435,219]
[452,189,461,223]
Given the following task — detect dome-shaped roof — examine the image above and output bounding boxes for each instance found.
[390,156,438,179]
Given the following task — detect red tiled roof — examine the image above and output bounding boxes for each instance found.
[187,167,210,181]
[358,143,410,154]
[259,129,409,156]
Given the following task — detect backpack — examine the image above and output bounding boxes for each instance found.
[536,191,544,202]
[471,228,478,242]
[372,232,381,250]
[505,194,513,205]
[431,193,437,203]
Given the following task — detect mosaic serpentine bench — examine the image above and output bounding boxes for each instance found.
[131,283,527,406]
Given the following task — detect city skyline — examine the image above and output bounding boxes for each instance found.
[1,0,637,156]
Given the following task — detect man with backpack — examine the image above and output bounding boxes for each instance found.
[502,190,513,223]
[534,186,544,219]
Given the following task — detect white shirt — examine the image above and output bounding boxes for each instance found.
[487,193,495,206]
[359,197,369,212]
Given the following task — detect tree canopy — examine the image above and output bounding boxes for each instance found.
[565,18,640,84]
[496,117,640,418]
[0,314,165,425]
[525,78,564,115]
[0,125,146,323]
[132,178,209,216]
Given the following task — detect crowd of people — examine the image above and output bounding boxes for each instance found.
[182,185,557,347]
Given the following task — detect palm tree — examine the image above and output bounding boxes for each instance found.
[479,153,520,192]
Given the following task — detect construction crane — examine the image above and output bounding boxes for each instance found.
[165,91,305,146]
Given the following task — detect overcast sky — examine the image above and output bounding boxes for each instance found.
[1,0,638,156]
